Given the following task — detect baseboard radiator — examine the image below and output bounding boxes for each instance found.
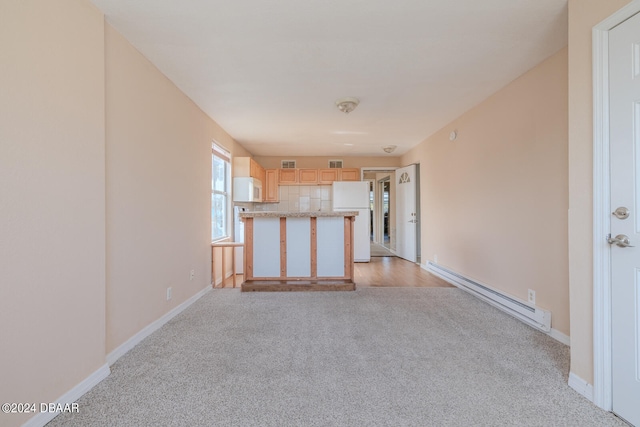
[426,261,551,332]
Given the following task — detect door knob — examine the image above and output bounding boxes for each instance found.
[607,234,634,248]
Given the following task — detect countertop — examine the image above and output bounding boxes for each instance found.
[239,211,359,218]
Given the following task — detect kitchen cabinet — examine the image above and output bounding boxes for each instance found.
[339,168,360,181]
[264,169,279,202]
[233,157,265,182]
[278,168,298,184]
[318,168,339,184]
[298,169,319,184]
[277,167,360,185]
[252,160,265,183]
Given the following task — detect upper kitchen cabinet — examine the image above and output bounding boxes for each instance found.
[277,167,361,185]
[233,157,265,183]
[318,168,339,184]
[339,168,360,181]
[278,168,298,185]
[298,169,319,184]
[319,168,361,183]
[264,169,279,202]
[251,160,265,183]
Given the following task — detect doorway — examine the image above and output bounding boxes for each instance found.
[379,178,391,248]
[362,168,397,256]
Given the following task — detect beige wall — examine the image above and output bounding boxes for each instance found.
[105,25,248,353]
[254,156,401,169]
[567,0,633,384]
[0,3,251,424]
[0,1,106,426]
[402,48,569,336]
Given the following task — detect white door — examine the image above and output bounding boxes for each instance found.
[610,10,640,426]
[395,164,417,262]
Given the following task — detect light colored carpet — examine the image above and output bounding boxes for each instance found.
[48,288,625,427]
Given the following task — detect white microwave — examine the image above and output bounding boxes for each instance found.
[233,177,263,202]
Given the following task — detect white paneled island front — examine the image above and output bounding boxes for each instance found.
[239,211,358,291]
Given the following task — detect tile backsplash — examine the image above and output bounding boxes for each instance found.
[253,185,332,212]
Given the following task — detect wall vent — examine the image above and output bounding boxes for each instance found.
[281,160,296,169]
[328,160,343,168]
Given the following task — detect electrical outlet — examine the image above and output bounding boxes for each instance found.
[527,289,536,305]
[166,287,172,301]
[190,269,195,281]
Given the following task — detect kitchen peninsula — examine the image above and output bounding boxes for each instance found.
[239,211,358,291]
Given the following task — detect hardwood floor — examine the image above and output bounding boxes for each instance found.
[355,257,454,288]
[370,242,395,257]
[216,257,454,289]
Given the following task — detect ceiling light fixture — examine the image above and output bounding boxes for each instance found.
[382,145,397,154]
[335,97,360,114]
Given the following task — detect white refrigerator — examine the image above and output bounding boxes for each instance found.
[332,181,371,262]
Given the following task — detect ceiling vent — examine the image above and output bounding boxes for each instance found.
[281,160,296,169]
[328,160,343,169]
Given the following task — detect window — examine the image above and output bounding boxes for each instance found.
[212,143,230,241]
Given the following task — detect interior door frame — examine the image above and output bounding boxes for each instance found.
[592,0,640,411]
[378,176,390,246]
[364,178,375,242]
[361,167,398,246]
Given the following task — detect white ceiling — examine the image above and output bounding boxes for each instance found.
[90,0,568,157]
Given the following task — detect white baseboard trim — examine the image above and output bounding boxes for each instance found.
[22,363,110,427]
[569,372,594,402]
[106,285,212,366]
[548,328,571,346]
[421,262,569,345]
